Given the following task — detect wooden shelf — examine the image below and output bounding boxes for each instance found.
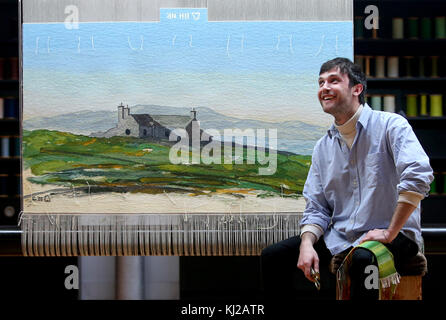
[367,78,446,92]
[355,39,446,56]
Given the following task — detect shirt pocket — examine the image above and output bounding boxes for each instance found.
[365,152,386,187]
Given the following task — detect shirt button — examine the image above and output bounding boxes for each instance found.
[355,201,359,206]
[351,160,355,165]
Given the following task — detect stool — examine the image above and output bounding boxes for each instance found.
[329,252,427,300]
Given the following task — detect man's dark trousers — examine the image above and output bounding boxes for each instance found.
[260,233,419,300]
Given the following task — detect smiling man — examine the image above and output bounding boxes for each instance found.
[260,57,434,300]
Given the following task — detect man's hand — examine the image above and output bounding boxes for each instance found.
[297,233,319,282]
[360,202,417,245]
[360,228,392,244]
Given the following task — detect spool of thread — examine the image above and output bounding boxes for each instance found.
[375,56,386,78]
[392,18,404,39]
[418,56,426,77]
[430,94,443,117]
[364,56,372,77]
[0,176,7,195]
[4,206,16,218]
[370,95,382,111]
[355,17,364,38]
[9,57,18,80]
[431,56,439,77]
[383,95,396,113]
[14,137,20,156]
[441,56,446,77]
[430,177,437,194]
[0,58,4,80]
[406,94,418,117]
[421,17,432,39]
[1,137,10,157]
[372,25,379,39]
[354,55,364,71]
[0,98,4,119]
[403,56,415,77]
[3,99,17,119]
[387,56,399,78]
[420,94,428,116]
[407,17,419,39]
[16,176,21,195]
[435,16,446,39]
[443,172,446,195]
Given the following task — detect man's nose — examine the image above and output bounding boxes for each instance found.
[321,82,331,90]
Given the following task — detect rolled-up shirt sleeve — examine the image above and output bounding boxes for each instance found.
[387,116,434,197]
[299,150,332,233]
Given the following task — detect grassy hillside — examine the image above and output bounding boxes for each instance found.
[22,129,311,198]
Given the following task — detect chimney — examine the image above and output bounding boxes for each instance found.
[190,108,197,120]
[118,102,125,122]
[125,105,130,118]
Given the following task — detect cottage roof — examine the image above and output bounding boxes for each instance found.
[131,114,155,127]
[150,115,192,130]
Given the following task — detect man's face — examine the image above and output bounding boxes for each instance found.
[318,67,358,117]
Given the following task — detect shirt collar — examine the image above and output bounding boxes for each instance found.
[327,104,372,139]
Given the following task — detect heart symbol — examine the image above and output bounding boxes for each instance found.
[191,12,200,20]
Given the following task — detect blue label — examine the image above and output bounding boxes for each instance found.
[160,8,207,24]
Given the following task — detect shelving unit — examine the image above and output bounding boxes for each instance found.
[354,0,446,233]
[0,0,20,226]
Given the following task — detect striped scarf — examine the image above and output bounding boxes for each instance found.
[336,241,401,300]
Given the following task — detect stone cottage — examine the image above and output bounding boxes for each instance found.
[92,103,211,142]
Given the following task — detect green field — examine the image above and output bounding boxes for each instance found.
[22,129,311,198]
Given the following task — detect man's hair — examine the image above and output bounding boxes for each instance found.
[319,57,367,105]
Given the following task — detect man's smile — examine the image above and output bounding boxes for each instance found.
[322,95,335,101]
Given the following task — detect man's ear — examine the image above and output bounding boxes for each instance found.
[352,83,364,97]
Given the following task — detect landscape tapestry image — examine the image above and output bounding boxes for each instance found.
[22,8,353,214]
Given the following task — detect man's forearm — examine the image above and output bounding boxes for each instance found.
[300,231,318,247]
[386,202,417,241]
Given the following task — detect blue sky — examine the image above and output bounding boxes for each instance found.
[23,8,352,125]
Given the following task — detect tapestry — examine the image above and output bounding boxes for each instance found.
[21,3,353,215]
